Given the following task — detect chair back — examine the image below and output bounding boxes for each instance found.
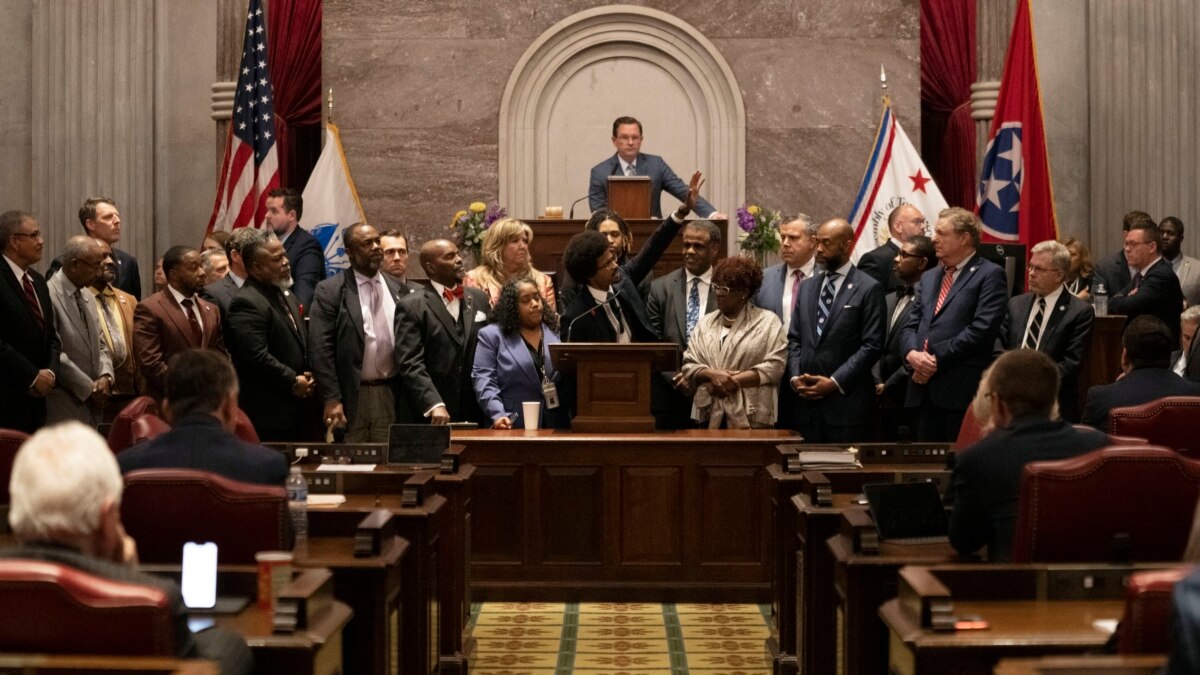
[1011,446,1200,562]
[234,407,260,443]
[953,406,986,450]
[121,468,290,564]
[1109,396,1200,456]
[107,396,161,452]
[0,558,174,655]
[0,428,31,504]
[129,414,171,447]
[1117,567,1191,653]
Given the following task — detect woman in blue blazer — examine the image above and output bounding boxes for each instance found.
[472,277,568,429]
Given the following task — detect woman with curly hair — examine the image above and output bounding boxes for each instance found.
[471,277,567,429]
[465,217,556,311]
[680,256,786,428]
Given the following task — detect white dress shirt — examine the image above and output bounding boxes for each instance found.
[587,284,632,343]
[355,270,396,381]
[168,284,204,337]
[429,280,461,321]
[1022,284,1064,350]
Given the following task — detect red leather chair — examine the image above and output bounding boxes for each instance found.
[1011,446,1200,562]
[1117,567,1191,653]
[1072,424,1147,446]
[0,558,174,656]
[107,396,161,453]
[234,407,260,443]
[1109,396,1200,456]
[121,468,290,564]
[0,428,31,505]
[953,406,987,451]
[129,413,171,447]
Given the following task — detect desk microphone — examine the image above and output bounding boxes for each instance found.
[568,195,589,219]
[564,286,623,342]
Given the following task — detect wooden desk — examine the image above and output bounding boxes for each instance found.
[995,654,1167,674]
[453,429,793,601]
[768,443,951,675]
[1076,315,1125,420]
[0,654,217,673]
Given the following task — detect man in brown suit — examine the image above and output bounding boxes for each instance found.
[89,239,138,405]
[133,245,225,400]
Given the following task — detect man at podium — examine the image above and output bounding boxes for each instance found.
[587,116,723,219]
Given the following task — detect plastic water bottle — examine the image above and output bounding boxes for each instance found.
[286,467,308,554]
[1093,282,1108,317]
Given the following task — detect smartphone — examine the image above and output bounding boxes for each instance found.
[181,542,218,610]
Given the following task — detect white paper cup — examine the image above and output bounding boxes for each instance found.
[522,401,542,430]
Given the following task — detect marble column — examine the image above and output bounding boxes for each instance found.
[972,0,1016,163]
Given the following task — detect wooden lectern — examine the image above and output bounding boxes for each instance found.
[550,343,679,432]
[606,176,652,218]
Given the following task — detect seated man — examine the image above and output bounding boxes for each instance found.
[2,421,252,672]
[948,349,1110,562]
[1082,314,1200,429]
[118,349,288,486]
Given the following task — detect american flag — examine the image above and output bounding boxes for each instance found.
[206,0,279,234]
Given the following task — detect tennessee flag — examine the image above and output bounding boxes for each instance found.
[978,0,1057,245]
[299,122,367,277]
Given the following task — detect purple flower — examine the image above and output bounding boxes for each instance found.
[484,202,507,227]
[736,207,756,233]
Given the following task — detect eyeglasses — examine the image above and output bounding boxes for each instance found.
[896,250,923,259]
[1028,264,1063,275]
[1123,239,1152,250]
[11,231,43,241]
[713,284,743,296]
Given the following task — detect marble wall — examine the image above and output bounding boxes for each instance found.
[324,0,921,248]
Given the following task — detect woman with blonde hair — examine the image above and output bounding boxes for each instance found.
[1060,235,1094,299]
[465,217,556,311]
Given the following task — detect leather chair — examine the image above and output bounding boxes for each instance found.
[1117,567,1191,653]
[121,468,290,564]
[1109,396,1200,456]
[1011,446,1200,563]
[107,396,161,453]
[0,558,174,656]
[1072,424,1147,446]
[129,413,171,447]
[0,428,30,505]
[234,407,260,443]
[953,406,986,450]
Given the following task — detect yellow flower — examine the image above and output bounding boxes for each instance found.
[469,201,487,214]
[450,210,467,228]
[747,205,760,216]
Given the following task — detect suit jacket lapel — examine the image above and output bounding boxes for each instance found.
[936,263,977,317]
[1038,294,1071,347]
[504,331,543,391]
[343,272,366,341]
[282,290,306,349]
[54,279,90,342]
[673,272,688,339]
[163,291,201,348]
[821,267,858,339]
[425,288,463,345]
[461,293,477,342]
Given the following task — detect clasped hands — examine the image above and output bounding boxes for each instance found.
[906,350,938,385]
[292,372,316,398]
[791,374,836,399]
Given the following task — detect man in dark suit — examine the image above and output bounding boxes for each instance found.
[1094,210,1154,295]
[49,197,142,299]
[4,422,253,673]
[226,234,315,441]
[646,220,720,428]
[874,235,936,439]
[1000,240,1095,421]
[310,224,411,442]
[856,203,928,291]
[948,349,1110,562]
[587,116,723,219]
[898,207,1008,441]
[0,211,60,433]
[1109,218,1185,341]
[133,246,225,401]
[265,187,325,309]
[203,226,266,322]
[394,239,490,424]
[787,219,886,442]
[1082,315,1200,429]
[563,172,704,344]
[379,228,422,294]
[119,349,287,485]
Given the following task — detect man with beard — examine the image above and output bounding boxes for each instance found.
[226,234,314,441]
[133,245,224,401]
[310,223,411,441]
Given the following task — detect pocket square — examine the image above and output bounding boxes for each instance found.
[475,310,487,322]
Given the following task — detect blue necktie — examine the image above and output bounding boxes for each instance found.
[816,272,838,338]
[686,278,700,337]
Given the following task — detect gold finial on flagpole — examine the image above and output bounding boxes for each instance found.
[327,88,334,124]
[880,65,890,105]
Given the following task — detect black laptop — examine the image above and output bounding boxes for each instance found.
[863,481,949,544]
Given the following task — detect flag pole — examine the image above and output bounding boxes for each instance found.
[880,64,890,107]
[327,88,335,125]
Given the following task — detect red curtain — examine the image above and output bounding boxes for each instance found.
[267,0,323,190]
[920,0,977,209]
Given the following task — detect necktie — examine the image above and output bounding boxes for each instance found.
[1024,297,1047,349]
[934,265,957,314]
[790,269,804,311]
[181,298,203,346]
[625,162,636,176]
[890,286,912,330]
[21,273,44,331]
[1131,272,1143,291]
[608,291,626,336]
[96,290,128,364]
[816,272,838,338]
[442,285,464,302]
[686,278,700,337]
[366,280,394,376]
[73,289,91,341]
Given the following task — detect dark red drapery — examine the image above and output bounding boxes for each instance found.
[267,0,323,190]
[920,0,977,209]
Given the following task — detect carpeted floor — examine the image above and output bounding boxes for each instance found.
[469,602,773,674]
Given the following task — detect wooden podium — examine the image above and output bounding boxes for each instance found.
[550,342,679,432]
[606,175,652,218]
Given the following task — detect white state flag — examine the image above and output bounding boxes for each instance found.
[300,122,367,277]
[847,101,949,264]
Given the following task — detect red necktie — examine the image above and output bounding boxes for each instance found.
[21,273,45,332]
[181,298,204,346]
[934,265,957,314]
[443,285,464,302]
[790,269,804,310]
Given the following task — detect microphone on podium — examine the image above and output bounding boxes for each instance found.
[568,195,590,219]
[564,286,623,342]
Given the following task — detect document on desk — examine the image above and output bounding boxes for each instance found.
[307,494,347,507]
[315,464,377,472]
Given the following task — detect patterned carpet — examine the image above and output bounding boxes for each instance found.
[470,602,773,674]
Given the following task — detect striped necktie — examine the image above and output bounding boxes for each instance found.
[1024,297,1046,349]
[816,272,839,338]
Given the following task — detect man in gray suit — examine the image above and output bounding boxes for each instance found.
[46,236,113,426]
[647,220,721,428]
[203,226,266,322]
[309,223,411,442]
[1161,217,1200,308]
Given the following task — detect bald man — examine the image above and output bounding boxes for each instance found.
[787,219,886,442]
[393,239,490,424]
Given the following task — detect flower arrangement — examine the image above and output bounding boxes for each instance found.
[450,200,506,260]
[736,203,782,264]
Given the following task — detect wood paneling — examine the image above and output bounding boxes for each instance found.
[540,465,603,564]
[470,464,523,564]
[620,466,684,565]
[699,466,761,564]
